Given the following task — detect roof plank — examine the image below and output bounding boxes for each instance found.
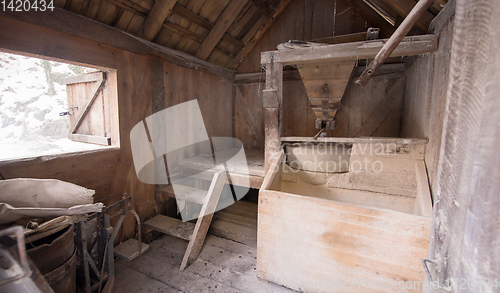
[195,0,248,60]
[172,3,244,49]
[229,0,292,69]
[0,7,235,80]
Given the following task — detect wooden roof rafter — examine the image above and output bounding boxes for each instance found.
[138,0,177,41]
[229,0,292,69]
[11,0,447,69]
[195,0,249,60]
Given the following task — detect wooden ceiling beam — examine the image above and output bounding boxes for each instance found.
[229,0,292,69]
[138,0,177,41]
[0,8,236,80]
[172,4,244,49]
[162,21,236,57]
[195,0,249,60]
[260,34,438,65]
[378,0,435,32]
[104,0,244,49]
[101,0,237,57]
[106,0,148,15]
[249,0,274,16]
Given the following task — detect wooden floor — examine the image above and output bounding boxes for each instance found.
[114,200,294,293]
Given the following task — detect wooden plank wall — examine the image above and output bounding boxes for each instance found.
[0,15,233,238]
[236,72,405,149]
[402,0,500,289]
[236,0,374,73]
[401,2,454,198]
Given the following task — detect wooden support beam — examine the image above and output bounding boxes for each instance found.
[99,0,237,57]
[0,8,236,80]
[195,0,248,60]
[63,71,106,85]
[106,0,148,15]
[249,0,274,16]
[280,137,428,144]
[161,21,235,57]
[263,61,282,173]
[234,63,405,84]
[229,0,292,69]
[138,0,177,41]
[428,0,455,34]
[260,34,437,65]
[379,0,435,32]
[172,3,244,49]
[234,70,301,84]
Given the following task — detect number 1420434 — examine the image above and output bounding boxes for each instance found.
[2,0,54,11]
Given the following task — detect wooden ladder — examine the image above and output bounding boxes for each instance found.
[144,171,227,270]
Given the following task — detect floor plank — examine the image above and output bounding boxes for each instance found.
[114,200,296,293]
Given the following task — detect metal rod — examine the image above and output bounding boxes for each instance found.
[313,127,326,140]
[355,0,434,86]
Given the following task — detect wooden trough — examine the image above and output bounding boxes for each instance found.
[257,138,432,292]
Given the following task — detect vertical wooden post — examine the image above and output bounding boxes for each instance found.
[263,56,283,173]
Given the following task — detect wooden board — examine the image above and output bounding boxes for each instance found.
[261,35,438,66]
[144,214,194,241]
[258,152,431,292]
[258,189,431,292]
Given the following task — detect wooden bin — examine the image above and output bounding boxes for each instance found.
[258,139,432,293]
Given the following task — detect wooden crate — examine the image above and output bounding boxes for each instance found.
[258,139,432,292]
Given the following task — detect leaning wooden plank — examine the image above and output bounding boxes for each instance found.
[68,134,111,146]
[0,8,235,80]
[138,0,177,41]
[261,34,438,65]
[180,172,227,270]
[70,78,105,134]
[195,0,248,60]
[62,71,105,85]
